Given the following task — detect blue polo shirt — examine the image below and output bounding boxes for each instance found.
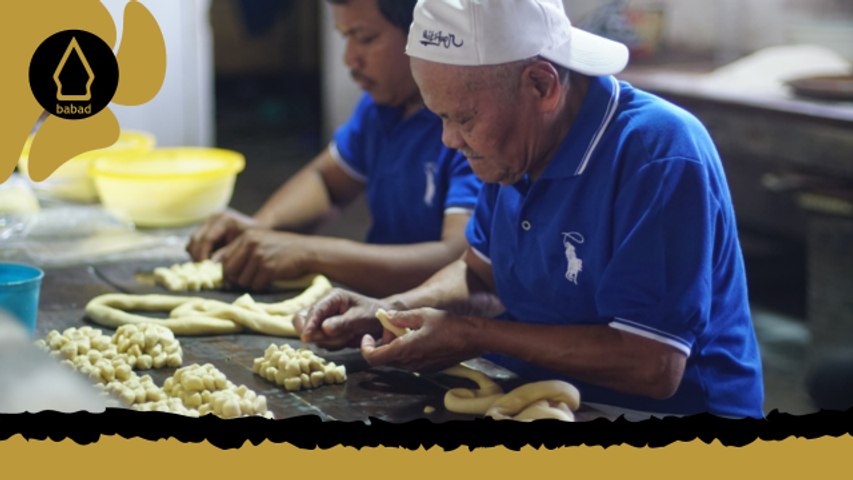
[466,76,764,418]
[332,93,481,244]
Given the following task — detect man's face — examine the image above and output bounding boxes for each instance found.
[411,58,537,186]
[332,0,417,107]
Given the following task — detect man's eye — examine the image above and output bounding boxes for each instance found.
[358,35,378,45]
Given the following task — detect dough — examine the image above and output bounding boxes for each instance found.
[152,260,318,293]
[163,363,272,419]
[85,275,333,336]
[373,310,582,422]
[252,343,346,392]
[375,308,410,337]
[153,260,222,292]
[37,327,272,418]
[112,323,183,369]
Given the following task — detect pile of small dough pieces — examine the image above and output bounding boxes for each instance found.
[153,260,318,293]
[153,260,224,292]
[84,274,333,337]
[375,309,581,422]
[253,343,347,392]
[35,324,272,418]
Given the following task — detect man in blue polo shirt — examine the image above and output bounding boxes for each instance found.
[187,0,481,297]
[296,0,764,418]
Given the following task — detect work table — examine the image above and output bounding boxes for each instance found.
[3,201,616,423]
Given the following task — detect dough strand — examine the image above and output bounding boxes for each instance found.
[374,308,582,421]
[85,275,333,336]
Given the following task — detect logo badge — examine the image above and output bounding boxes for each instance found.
[29,29,119,120]
[424,162,437,207]
[562,232,585,285]
[420,30,464,48]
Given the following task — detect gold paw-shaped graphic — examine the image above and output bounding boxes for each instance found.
[1,0,166,183]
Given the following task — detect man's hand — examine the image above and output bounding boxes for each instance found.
[360,307,482,372]
[293,289,386,351]
[186,209,261,261]
[214,230,317,292]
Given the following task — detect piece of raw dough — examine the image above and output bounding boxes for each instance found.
[152,260,318,293]
[252,343,346,392]
[85,275,333,336]
[373,310,581,422]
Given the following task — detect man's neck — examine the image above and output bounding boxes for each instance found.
[529,75,590,181]
[399,92,425,119]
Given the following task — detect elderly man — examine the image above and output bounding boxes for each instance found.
[296,0,764,418]
[187,0,481,297]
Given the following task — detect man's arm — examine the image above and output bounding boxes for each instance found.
[301,212,473,297]
[187,146,363,260]
[364,248,686,399]
[253,146,364,232]
[470,319,687,399]
[384,247,500,313]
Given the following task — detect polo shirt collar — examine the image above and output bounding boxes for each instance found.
[539,75,621,179]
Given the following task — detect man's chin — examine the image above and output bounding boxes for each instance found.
[367,91,397,107]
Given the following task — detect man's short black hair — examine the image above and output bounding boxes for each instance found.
[326,0,417,34]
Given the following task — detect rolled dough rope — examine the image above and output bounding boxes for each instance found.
[441,364,505,415]
[510,399,575,422]
[173,299,299,337]
[373,309,581,421]
[85,295,244,335]
[85,275,333,336]
[485,380,581,421]
[259,275,334,315]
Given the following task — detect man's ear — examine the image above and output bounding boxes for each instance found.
[522,61,562,112]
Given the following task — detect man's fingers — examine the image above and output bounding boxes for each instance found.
[222,239,251,287]
[236,254,261,290]
[360,333,401,367]
[298,292,348,339]
[360,333,378,362]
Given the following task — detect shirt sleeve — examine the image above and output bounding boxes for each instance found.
[596,158,719,356]
[443,148,482,213]
[465,183,499,264]
[331,93,373,182]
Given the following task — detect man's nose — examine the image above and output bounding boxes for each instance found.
[343,41,362,71]
[441,124,465,150]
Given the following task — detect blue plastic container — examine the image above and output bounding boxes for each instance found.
[0,263,44,335]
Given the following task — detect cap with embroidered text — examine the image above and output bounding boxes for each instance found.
[406,0,629,76]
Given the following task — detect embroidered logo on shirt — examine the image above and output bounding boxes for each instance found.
[420,30,464,48]
[562,232,585,285]
[424,162,437,207]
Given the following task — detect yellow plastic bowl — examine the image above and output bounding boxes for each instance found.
[18,130,156,203]
[90,147,245,228]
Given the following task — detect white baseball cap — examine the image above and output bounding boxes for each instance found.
[406,0,629,76]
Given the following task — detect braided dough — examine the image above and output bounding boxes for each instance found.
[153,260,317,292]
[85,275,333,336]
[375,308,581,421]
